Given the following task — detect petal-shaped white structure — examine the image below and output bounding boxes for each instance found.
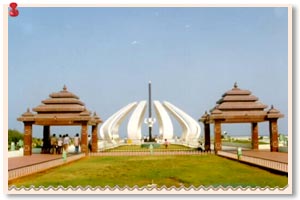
[100,99,201,146]
[163,102,190,141]
[153,100,173,140]
[127,101,147,141]
[163,101,201,142]
[99,102,137,143]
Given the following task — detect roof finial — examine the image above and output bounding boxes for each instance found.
[271,104,274,109]
[27,108,30,112]
[234,82,238,88]
[63,85,67,91]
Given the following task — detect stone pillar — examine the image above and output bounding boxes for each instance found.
[269,119,279,152]
[41,126,51,154]
[81,122,88,155]
[91,125,98,152]
[251,123,259,150]
[214,120,222,152]
[204,123,211,151]
[23,122,33,156]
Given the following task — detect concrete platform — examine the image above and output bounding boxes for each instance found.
[217,150,288,173]
[8,153,85,181]
[226,149,288,163]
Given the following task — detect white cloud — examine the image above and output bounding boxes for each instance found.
[185,24,191,29]
[131,40,140,45]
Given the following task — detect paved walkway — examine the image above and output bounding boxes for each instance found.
[217,150,288,173]
[224,150,288,163]
[9,154,64,170]
[8,153,85,181]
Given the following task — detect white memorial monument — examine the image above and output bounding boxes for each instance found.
[99,82,201,145]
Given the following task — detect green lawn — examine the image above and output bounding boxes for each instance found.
[222,139,269,144]
[9,155,288,188]
[104,144,194,152]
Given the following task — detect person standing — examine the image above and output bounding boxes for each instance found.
[88,135,92,152]
[197,141,204,152]
[74,133,81,153]
[50,134,57,154]
[57,135,63,154]
[164,139,169,148]
[63,134,70,152]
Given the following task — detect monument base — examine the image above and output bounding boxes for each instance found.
[141,142,160,148]
[144,138,156,143]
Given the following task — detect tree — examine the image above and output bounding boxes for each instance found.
[8,129,24,149]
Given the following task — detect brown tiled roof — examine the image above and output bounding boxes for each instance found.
[18,85,102,125]
[216,83,267,111]
[33,85,85,113]
[208,83,283,123]
[42,98,84,105]
[33,104,85,113]
[217,102,267,110]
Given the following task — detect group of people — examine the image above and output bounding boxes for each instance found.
[50,134,71,154]
[50,133,92,154]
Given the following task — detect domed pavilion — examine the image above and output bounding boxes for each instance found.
[17,85,102,156]
[199,83,284,152]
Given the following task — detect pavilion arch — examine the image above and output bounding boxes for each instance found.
[199,83,284,152]
[17,85,102,156]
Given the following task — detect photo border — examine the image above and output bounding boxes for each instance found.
[3,3,293,195]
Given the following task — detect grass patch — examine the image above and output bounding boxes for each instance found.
[104,144,194,152]
[9,155,287,188]
[222,139,269,144]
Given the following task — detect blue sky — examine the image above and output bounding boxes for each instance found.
[8,7,289,139]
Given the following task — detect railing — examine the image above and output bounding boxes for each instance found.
[217,151,288,173]
[97,138,203,152]
[89,150,212,157]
